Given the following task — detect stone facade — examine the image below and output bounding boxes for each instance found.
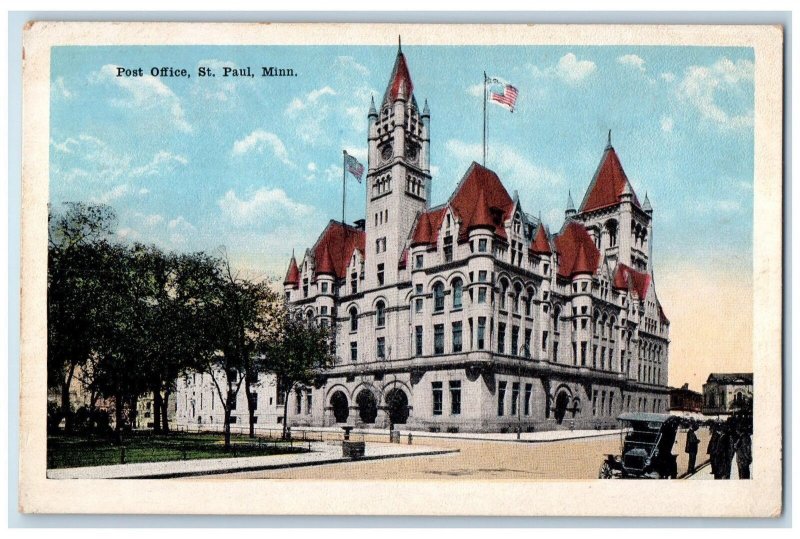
[279,46,671,433]
[702,373,753,416]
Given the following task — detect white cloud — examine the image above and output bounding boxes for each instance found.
[91,183,131,204]
[139,188,150,195]
[335,56,370,77]
[218,187,314,226]
[130,151,188,177]
[53,76,73,99]
[617,54,646,72]
[660,116,674,132]
[466,83,484,97]
[307,162,317,172]
[677,57,754,129]
[660,72,676,83]
[231,130,294,167]
[193,59,241,102]
[285,86,336,114]
[530,53,597,85]
[51,137,79,153]
[167,216,196,246]
[91,64,192,133]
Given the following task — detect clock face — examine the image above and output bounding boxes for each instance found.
[381,145,392,162]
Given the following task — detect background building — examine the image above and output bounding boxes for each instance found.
[702,372,753,416]
[280,46,671,432]
[669,383,703,413]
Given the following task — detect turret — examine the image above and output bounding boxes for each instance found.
[565,190,576,221]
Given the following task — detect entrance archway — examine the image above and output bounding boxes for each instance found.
[356,389,378,423]
[554,391,571,424]
[385,388,409,425]
[330,391,349,423]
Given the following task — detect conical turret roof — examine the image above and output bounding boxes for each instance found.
[314,241,336,276]
[579,143,641,212]
[468,189,495,231]
[571,242,594,276]
[382,46,415,106]
[283,255,300,287]
[530,223,552,254]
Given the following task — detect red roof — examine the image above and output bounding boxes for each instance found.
[554,221,600,279]
[283,256,300,287]
[410,206,446,247]
[382,50,414,105]
[398,247,408,269]
[530,224,552,255]
[612,263,651,299]
[579,146,641,213]
[315,242,336,276]
[311,221,365,279]
[449,162,514,241]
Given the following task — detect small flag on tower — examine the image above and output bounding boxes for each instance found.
[343,151,365,183]
[487,77,519,112]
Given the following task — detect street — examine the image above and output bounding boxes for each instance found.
[215,428,711,480]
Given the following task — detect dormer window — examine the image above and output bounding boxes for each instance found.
[443,235,453,262]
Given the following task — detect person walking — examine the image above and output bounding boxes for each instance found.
[685,422,700,474]
[734,425,752,479]
[707,423,720,478]
[716,423,734,479]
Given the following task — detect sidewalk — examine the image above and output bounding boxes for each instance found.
[291,425,623,444]
[46,441,458,480]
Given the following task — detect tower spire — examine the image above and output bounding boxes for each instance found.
[398,35,402,52]
[607,129,612,149]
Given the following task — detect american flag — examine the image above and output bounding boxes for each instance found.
[343,151,364,183]
[488,77,519,112]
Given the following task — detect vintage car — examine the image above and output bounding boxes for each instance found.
[599,412,681,479]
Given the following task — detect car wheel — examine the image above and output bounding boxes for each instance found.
[598,462,613,479]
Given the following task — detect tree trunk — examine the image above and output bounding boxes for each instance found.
[246,376,256,439]
[152,386,163,434]
[161,388,171,433]
[282,389,290,440]
[223,407,231,450]
[61,362,77,433]
[114,391,124,444]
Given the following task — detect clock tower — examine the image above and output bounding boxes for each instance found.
[364,45,431,289]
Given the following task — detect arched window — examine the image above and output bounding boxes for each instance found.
[349,307,358,332]
[376,301,386,327]
[524,287,534,316]
[513,283,522,313]
[433,283,445,312]
[499,279,509,310]
[452,278,463,309]
[606,219,618,247]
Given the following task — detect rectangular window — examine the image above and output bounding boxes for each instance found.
[524,383,532,415]
[478,287,487,304]
[295,391,302,415]
[302,278,308,298]
[497,381,507,416]
[478,239,488,252]
[251,392,258,411]
[321,282,328,294]
[228,393,237,411]
[377,337,385,359]
[452,321,463,353]
[511,326,519,355]
[497,322,506,354]
[350,272,357,294]
[477,317,486,349]
[524,328,532,357]
[434,324,445,355]
[478,270,487,282]
[542,331,548,351]
[432,382,443,415]
[592,390,598,416]
[511,382,520,416]
[306,391,312,415]
[321,306,328,315]
[415,254,423,269]
[450,380,462,415]
[415,298,423,313]
[415,326,423,356]
[377,263,384,286]
[350,341,358,362]
[443,235,453,262]
[581,341,587,366]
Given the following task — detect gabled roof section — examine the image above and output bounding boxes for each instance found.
[706,373,753,385]
[283,255,300,287]
[657,301,670,324]
[612,263,651,300]
[579,145,641,213]
[553,221,600,279]
[530,223,552,255]
[311,221,366,279]
[382,47,416,107]
[449,162,514,241]
[410,206,447,247]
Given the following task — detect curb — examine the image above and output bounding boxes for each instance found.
[678,460,711,479]
[50,448,461,480]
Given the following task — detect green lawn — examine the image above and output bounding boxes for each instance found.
[47,432,308,469]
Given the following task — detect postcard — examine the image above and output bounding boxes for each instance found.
[19,21,783,516]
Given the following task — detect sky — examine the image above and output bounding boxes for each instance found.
[49,44,755,391]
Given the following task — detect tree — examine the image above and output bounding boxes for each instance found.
[47,203,117,432]
[262,308,336,439]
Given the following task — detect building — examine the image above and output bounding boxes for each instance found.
[669,383,703,413]
[702,373,753,416]
[279,45,671,433]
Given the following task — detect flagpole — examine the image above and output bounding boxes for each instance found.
[483,71,487,166]
[342,150,346,224]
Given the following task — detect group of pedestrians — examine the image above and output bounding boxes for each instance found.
[703,418,752,479]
